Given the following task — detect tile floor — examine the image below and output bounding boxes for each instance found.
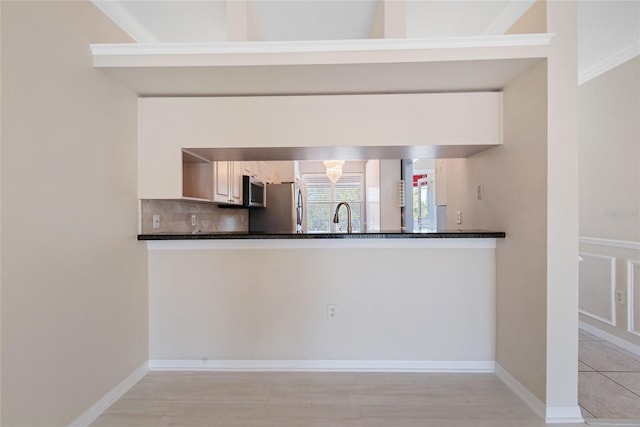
[91,371,589,427]
[579,329,640,423]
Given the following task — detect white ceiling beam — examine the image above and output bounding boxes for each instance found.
[369,0,385,39]
[482,0,537,35]
[226,0,264,41]
[226,0,248,41]
[368,0,405,39]
[246,1,264,41]
[384,0,405,39]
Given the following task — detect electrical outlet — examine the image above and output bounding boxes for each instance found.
[327,304,337,320]
[152,214,160,229]
[456,211,462,224]
[615,290,626,304]
[191,214,197,227]
[477,184,484,200]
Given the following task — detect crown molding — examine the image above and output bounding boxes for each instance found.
[91,0,159,43]
[579,40,640,85]
[91,33,553,58]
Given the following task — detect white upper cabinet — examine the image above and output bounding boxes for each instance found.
[213,161,243,205]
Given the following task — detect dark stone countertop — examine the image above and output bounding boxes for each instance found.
[138,230,506,240]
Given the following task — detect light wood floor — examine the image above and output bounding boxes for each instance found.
[91,371,587,427]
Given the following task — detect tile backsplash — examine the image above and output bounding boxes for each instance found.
[141,200,248,234]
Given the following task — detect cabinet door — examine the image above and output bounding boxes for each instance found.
[231,162,243,205]
[213,161,231,203]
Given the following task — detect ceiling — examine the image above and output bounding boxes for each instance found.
[93,0,639,83]
[94,0,533,42]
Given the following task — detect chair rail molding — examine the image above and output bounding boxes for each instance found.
[580,236,640,250]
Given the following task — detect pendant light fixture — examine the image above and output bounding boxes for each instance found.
[323,160,345,183]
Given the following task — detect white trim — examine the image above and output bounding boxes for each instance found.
[68,362,148,427]
[495,363,545,420]
[91,33,554,58]
[545,406,585,424]
[628,260,640,337]
[583,419,640,425]
[90,1,159,43]
[578,252,617,326]
[148,359,495,373]
[145,238,497,251]
[580,321,640,358]
[495,364,584,424]
[482,0,537,35]
[579,236,640,251]
[579,41,640,85]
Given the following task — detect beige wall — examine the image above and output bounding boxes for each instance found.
[495,60,548,403]
[1,2,148,425]
[579,57,640,242]
[444,61,549,402]
[578,57,640,345]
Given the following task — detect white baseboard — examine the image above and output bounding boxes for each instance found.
[495,363,545,420]
[148,359,495,373]
[584,418,640,425]
[68,362,148,427]
[545,406,585,424]
[495,363,584,424]
[580,321,640,357]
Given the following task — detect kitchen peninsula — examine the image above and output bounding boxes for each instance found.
[143,225,504,371]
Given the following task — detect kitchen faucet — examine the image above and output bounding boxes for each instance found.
[333,202,352,234]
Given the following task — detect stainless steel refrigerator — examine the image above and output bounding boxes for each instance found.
[249,182,303,233]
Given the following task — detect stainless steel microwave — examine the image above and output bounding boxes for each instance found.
[243,175,265,208]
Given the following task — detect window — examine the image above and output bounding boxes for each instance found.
[303,173,363,233]
[412,173,436,231]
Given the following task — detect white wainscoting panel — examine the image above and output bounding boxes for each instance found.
[579,252,617,326]
[628,260,640,337]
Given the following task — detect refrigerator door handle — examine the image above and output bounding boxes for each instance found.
[296,188,304,229]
